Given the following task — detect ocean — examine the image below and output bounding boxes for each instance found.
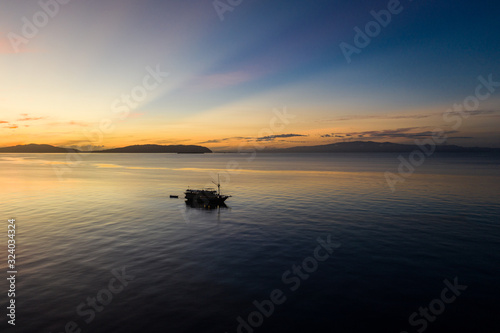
[1,152,499,333]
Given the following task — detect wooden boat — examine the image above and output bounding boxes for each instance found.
[184,175,230,205]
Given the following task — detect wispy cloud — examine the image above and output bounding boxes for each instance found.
[68,121,89,126]
[17,116,46,121]
[17,113,48,121]
[321,133,344,138]
[322,110,500,123]
[444,109,498,116]
[199,134,307,144]
[320,113,436,122]
[47,120,91,127]
[320,127,472,141]
[256,133,307,142]
[332,127,464,140]
[199,136,251,144]
[154,139,191,144]
[0,119,18,129]
[200,139,223,144]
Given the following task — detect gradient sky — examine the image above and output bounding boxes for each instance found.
[1,0,499,150]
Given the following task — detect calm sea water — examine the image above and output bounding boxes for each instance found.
[1,153,499,333]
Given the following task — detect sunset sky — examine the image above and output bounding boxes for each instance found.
[1,0,499,150]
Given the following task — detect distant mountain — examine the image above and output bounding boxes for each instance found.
[263,141,500,153]
[0,144,211,153]
[0,144,79,153]
[2,141,498,154]
[94,144,212,153]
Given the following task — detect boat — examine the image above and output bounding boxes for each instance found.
[170,195,179,198]
[184,175,231,205]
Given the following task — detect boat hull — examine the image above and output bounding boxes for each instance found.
[185,190,229,205]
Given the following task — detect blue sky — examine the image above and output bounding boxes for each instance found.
[1,0,499,149]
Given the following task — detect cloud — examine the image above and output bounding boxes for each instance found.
[321,133,345,138]
[47,121,91,127]
[444,110,499,117]
[341,127,462,140]
[154,139,191,144]
[199,136,251,144]
[17,116,47,121]
[321,113,436,122]
[256,133,307,142]
[200,135,307,144]
[322,110,500,123]
[18,117,45,121]
[0,119,20,129]
[68,121,90,127]
[201,139,223,144]
[320,127,470,141]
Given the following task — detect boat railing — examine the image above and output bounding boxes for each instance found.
[185,188,217,193]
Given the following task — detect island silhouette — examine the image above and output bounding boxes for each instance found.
[0,144,212,153]
[0,142,498,153]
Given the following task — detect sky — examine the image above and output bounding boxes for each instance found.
[1,0,499,150]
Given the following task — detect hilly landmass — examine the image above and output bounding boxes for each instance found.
[263,141,500,153]
[94,144,212,153]
[1,142,499,154]
[0,144,212,153]
[0,144,80,153]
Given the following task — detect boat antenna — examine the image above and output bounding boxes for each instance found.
[212,173,220,195]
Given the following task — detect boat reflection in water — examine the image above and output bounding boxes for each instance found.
[183,198,228,225]
[184,200,228,210]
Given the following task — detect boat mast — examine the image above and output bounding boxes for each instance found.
[212,173,221,195]
[217,174,220,195]
[212,174,220,195]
